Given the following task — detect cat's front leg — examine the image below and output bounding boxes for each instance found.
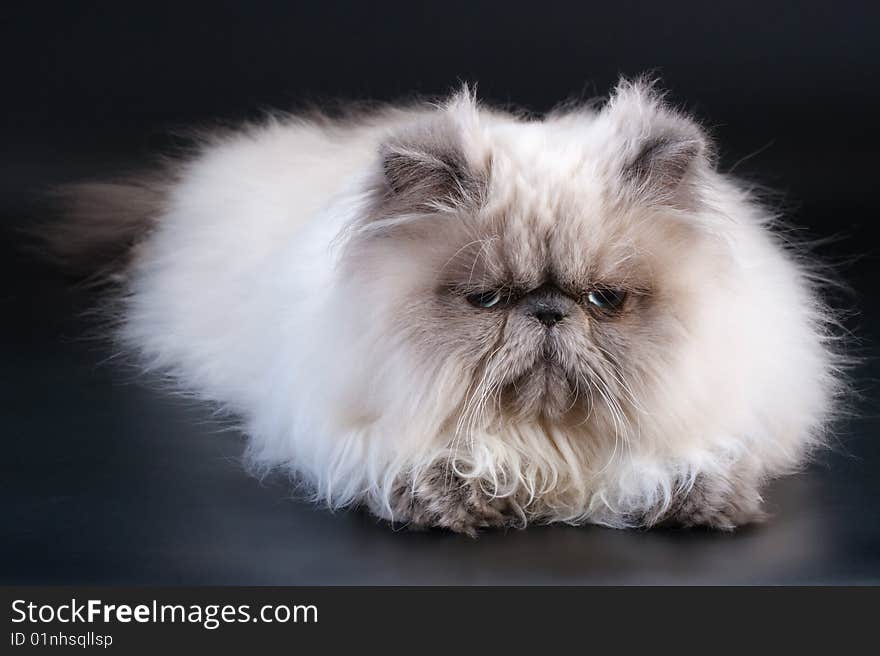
[645,472,767,530]
[383,464,524,537]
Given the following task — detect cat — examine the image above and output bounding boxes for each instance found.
[44,78,843,535]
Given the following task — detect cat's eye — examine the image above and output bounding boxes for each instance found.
[466,290,503,308]
[587,288,627,313]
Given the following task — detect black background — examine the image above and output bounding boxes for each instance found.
[2,2,879,584]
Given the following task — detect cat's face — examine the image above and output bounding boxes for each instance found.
[424,208,674,424]
[341,81,716,433]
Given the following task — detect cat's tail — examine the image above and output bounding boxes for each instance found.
[31,174,169,281]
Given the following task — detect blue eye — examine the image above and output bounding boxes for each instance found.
[467,290,503,308]
[587,288,627,312]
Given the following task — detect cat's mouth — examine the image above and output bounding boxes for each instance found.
[471,330,594,423]
[498,357,582,421]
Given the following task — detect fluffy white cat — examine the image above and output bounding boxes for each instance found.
[48,79,842,534]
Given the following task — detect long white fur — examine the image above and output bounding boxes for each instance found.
[117,84,839,527]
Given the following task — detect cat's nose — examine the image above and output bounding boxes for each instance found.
[524,286,572,327]
[532,306,565,326]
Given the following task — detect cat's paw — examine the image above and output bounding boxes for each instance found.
[385,465,523,537]
[648,474,767,531]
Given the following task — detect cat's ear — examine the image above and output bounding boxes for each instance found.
[602,78,711,209]
[377,88,489,213]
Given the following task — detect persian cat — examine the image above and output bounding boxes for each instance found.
[46,79,842,535]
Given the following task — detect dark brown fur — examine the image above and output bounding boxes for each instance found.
[644,473,767,530]
[385,464,525,537]
[38,176,169,278]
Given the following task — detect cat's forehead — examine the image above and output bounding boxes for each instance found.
[490,216,651,287]
[463,121,646,284]
[376,108,702,289]
[485,117,607,193]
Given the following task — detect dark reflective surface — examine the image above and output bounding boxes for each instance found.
[2,2,878,584]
